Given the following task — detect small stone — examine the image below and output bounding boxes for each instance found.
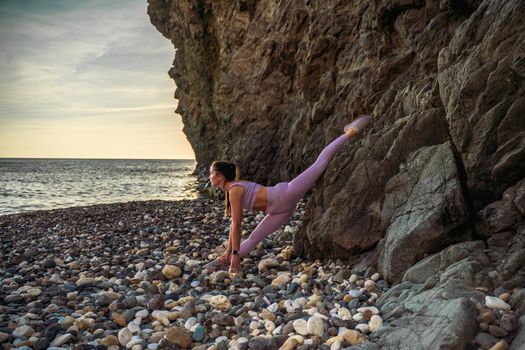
[13,326,34,338]
[357,306,379,315]
[118,328,132,347]
[499,293,511,302]
[27,287,42,297]
[478,310,497,324]
[33,338,49,350]
[265,320,276,333]
[192,325,205,342]
[152,310,170,326]
[293,319,309,336]
[100,335,119,347]
[127,320,141,333]
[499,312,518,332]
[209,295,232,311]
[364,280,376,292]
[475,332,498,349]
[485,296,510,311]
[165,327,192,348]
[212,313,234,326]
[148,295,165,311]
[342,330,368,345]
[136,309,149,318]
[162,265,182,279]
[258,258,280,272]
[488,325,507,338]
[50,334,73,347]
[489,340,509,350]
[76,277,95,288]
[261,309,276,322]
[369,315,383,332]
[122,296,138,309]
[0,333,9,343]
[112,313,128,327]
[371,273,380,281]
[362,309,373,321]
[306,316,324,337]
[355,324,370,333]
[279,337,298,350]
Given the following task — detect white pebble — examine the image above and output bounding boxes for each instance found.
[353,313,363,322]
[485,296,511,311]
[306,316,324,337]
[127,320,140,333]
[264,320,275,332]
[293,319,309,336]
[330,339,342,350]
[356,323,370,333]
[349,274,358,283]
[337,308,352,321]
[184,317,197,330]
[357,306,379,315]
[267,303,279,313]
[364,280,375,289]
[118,328,132,346]
[369,315,383,332]
[136,310,149,318]
[371,273,380,281]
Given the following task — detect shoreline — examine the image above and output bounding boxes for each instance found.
[0,196,391,349]
[0,197,203,220]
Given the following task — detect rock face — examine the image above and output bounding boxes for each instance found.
[147,0,524,286]
[377,141,471,282]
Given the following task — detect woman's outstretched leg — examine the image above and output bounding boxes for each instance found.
[288,115,371,200]
[287,133,349,199]
[239,211,293,257]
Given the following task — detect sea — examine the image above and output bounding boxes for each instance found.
[0,158,199,216]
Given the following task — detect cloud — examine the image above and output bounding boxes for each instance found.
[0,0,176,118]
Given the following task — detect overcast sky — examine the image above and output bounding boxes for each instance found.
[0,0,195,159]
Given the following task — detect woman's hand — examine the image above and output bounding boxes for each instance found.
[229,254,241,274]
[217,250,231,266]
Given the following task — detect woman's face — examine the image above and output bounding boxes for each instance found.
[209,165,223,187]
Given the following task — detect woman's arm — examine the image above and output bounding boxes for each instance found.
[228,186,243,273]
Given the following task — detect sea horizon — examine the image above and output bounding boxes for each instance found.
[0,158,199,216]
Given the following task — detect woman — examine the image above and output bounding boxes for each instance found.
[206,115,372,273]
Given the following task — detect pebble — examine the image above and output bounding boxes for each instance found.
[13,326,34,338]
[0,199,393,350]
[165,327,192,348]
[49,334,73,347]
[489,340,509,350]
[369,315,383,332]
[162,265,182,279]
[293,319,309,336]
[306,316,325,337]
[118,328,132,346]
[485,296,511,311]
[209,295,232,310]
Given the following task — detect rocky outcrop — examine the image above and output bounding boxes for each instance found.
[148,0,524,346]
[377,141,471,282]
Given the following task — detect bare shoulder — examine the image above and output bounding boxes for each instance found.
[228,185,244,197]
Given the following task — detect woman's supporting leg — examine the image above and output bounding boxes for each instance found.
[287,133,350,200]
[239,211,294,257]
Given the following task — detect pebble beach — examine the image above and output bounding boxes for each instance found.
[0,198,391,350]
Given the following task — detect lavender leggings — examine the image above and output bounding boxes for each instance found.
[239,133,351,256]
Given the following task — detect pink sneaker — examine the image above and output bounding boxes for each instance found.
[344,115,372,136]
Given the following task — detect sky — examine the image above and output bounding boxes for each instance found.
[0,0,195,159]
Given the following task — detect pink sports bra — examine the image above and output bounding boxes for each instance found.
[227,181,261,210]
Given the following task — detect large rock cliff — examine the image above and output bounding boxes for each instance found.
[148,0,525,347]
